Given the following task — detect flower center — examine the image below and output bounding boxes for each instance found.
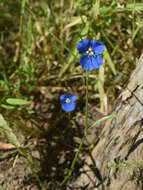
[86,47,94,55]
[65,98,71,103]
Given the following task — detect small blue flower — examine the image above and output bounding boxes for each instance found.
[76,39,105,71]
[60,94,76,112]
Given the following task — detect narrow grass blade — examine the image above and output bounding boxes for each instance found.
[64,16,87,30]
[88,114,116,129]
[127,3,143,11]
[104,48,116,75]
[101,30,114,49]
[19,0,26,34]
[99,3,143,15]
[98,64,106,112]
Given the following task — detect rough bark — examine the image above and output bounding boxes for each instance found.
[69,54,143,190]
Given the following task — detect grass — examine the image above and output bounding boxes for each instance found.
[106,158,143,183]
[0,0,143,188]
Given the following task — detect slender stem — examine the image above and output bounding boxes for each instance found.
[68,112,71,121]
[59,135,85,185]
[85,70,89,134]
[57,70,89,186]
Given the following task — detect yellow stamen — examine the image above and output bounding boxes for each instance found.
[89,52,94,55]
[86,47,94,55]
[65,98,71,103]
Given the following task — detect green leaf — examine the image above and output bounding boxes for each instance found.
[0,114,20,147]
[1,104,16,110]
[6,98,30,105]
[88,114,116,129]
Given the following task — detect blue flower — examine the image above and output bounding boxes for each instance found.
[76,39,105,71]
[60,94,76,112]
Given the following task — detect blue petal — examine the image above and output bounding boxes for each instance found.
[61,102,75,112]
[80,55,89,70]
[90,40,105,54]
[66,94,76,102]
[80,55,94,71]
[60,94,66,103]
[91,55,103,69]
[60,94,76,103]
[80,55,102,70]
[76,39,90,54]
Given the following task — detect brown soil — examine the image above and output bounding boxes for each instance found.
[0,93,107,190]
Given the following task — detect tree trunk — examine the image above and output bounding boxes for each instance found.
[70,54,143,190]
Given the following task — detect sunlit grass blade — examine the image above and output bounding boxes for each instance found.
[127,3,143,10]
[104,48,116,75]
[98,64,106,112]
[19,0,26,34]
[88,114,116,129]
[64,16,87,31]
[99,3,143,15]
[132,25,142,41]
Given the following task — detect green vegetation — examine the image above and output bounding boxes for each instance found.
[106,158,143,183]
[0,0,143,188]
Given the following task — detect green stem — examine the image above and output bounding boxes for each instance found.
[57,70,89,186]
[85,70,89,134]
[58,135,85,185]
[68,112,71,121]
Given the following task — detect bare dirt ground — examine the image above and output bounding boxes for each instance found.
[0,91,107,190]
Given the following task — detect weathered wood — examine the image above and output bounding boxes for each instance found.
[69,54,143,190]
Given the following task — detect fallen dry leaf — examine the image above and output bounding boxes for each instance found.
[0,142,16,149]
